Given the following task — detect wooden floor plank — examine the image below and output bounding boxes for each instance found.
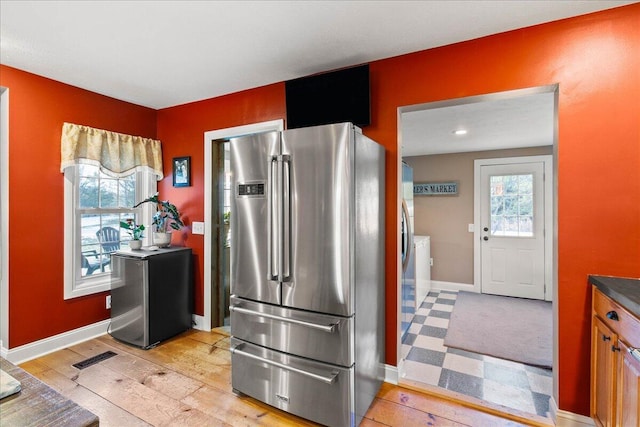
[182,384,318,426]
[375,382,530,427]
[97,334,232,392]
[66,385,153,427]
[71,339,205,401]
[75,363,199,426]
[20,330,542,427]
[365,397,468,426]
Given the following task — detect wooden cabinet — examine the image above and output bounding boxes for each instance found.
[591,287,640,427]
[617,340,640,427]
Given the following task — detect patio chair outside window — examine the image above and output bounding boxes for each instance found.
[96,226,121,255]
[81,250,111,275]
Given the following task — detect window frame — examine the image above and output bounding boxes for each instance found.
[63,166,156,299]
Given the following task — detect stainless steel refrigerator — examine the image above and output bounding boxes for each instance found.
[400,162,415,340]
[229,122,385,427]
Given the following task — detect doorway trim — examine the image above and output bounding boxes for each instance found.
[200,119,284,331]
[1,87,8,355]
[473,155,553,301]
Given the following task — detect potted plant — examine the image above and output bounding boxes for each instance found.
[120,219,145,250]
[134,193,184,247]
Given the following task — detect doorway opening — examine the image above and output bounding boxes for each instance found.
[209,139,231,327]
[202,120,284,332]
[397,85,557,421]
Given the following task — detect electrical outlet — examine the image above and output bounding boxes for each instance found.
[106,295,111,309]
[430,258,434,267]
[468,223,474,232]
[192,221,205,235]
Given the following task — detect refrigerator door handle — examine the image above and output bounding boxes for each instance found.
[281,154,292,282]
[231,344,339,385]
[402,198,413,273]
[229,305,339,333]
[268,156,279,281]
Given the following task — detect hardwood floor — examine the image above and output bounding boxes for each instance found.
[19,328,544,426]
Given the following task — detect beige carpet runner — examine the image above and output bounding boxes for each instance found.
[444,291,552,368]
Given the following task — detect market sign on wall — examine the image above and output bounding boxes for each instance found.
[414,181,458,196]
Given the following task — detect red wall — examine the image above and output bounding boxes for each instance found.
[3,3,639,417]
[0,65,157,347]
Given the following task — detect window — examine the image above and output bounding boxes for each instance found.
[489,173,534,237]
[64,164,156,299]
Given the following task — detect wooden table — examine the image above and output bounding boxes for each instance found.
[0,357,99,426]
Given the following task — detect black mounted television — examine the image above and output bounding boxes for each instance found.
[285,64,370,130]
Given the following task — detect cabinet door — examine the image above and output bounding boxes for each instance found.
[592,316,617,427]
[617,340,640,427]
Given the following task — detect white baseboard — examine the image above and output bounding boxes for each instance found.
[384,363,398,384]
[550,397,595,427]
[430,280,476,293]
[191,314,206,331]
[2,319,110,365]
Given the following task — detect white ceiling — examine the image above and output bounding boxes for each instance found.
[401,90,556,157]
[0,1,634,110]
[1,1,634,157]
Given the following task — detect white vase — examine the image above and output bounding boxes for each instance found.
[129,240,143,250]
[153,232,172,248]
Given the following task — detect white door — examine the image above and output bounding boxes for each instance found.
[479,160,546,299]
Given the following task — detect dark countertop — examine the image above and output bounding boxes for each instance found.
[589,275,640,318]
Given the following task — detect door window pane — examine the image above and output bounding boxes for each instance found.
[489,174,534,237]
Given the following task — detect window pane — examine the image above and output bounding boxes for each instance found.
[519,216,533,236]
[99,178,119,208]
[491,216,503,234]
[489,173,534,237]
[490,176,503,196]
[101,214,121,231]
[79,177,99,208]
[518,195,533,216]
[503,175,519,194]
[518,174,533,193]
[491,196,503,216]
[503,195,517,215]
[80,214,101,248]
[119,176,136,207]
[504,216,518,234]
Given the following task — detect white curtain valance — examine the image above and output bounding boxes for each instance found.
[60,122,164,180]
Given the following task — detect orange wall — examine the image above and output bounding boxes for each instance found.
[0,65,158,347]
[2,3,639,417]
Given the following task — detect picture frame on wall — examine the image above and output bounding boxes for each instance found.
[172,156,191,187]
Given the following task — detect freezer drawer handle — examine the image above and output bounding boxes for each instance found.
[230,305,339,333]
[231,345,339,385]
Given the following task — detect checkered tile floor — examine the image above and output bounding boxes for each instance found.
[400,290,553,418]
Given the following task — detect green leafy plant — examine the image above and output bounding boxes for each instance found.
[133,193,184,232]
[120,219,145,240]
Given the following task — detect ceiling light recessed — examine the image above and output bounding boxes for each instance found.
[453,129,468,136]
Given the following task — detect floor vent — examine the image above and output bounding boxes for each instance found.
[73,351,117,370]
